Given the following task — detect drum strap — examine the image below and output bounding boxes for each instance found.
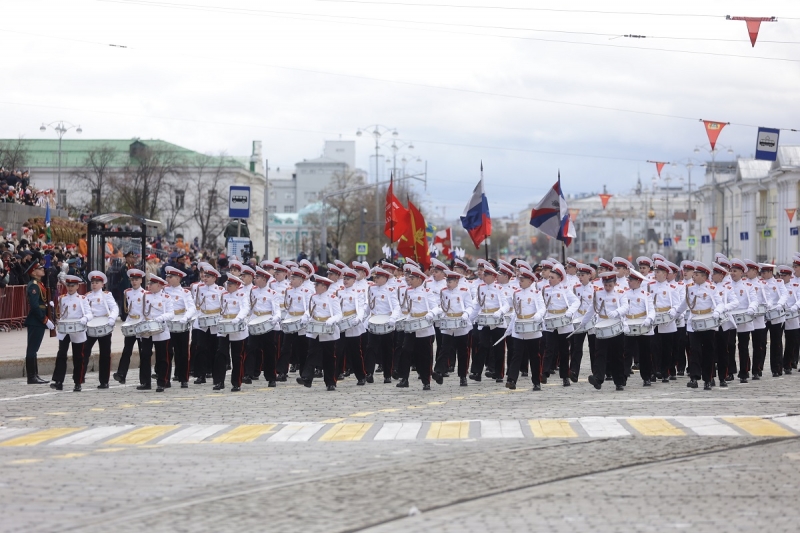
[691,308,712,315]
[627,311,647,319]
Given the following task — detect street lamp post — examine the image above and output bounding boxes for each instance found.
[39,121,82,209]
[694,145,734,256]
[356,125,398,238]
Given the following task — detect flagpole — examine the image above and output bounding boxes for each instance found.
[389,172,394,260]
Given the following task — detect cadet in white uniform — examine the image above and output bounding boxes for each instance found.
[744,259,768,379]
[338,267,369,385]
[397,265,441,390]
[299,275,342,390]
[621,270,655,386]
[138,275,174,392]
[215,274,250,391]
[51,275,93,392]
[434,269,478,387]
[649,261,680,382]
[365,267,401,383]
[542,264,580,387]
[760,263,788,377]
[778,265,800,374]
[281,267,313,377]
[114,269,146,385]
[164,266,197,388]
[505,267,546,390]
[246,267,282,387]
[579,271,628,391]
[469,265,510,383]
[192,266,225,385]
[570,263,597,382]
[84,271,119,389]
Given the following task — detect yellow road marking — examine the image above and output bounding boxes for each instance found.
[627,418,685,437]
[529,420,577,438]
[471,394,487,397]
[427,402,446,405]
[211,424,276,443]
[90,408,105,412]
[95,448,125,453]
[8,459,42,464]
[172,397,197,400]
[118,404,136,408]
[349,412,374,417]
[451,397,465,400]
[53,453,87,459]
[11,417,35,421]
[319,423,373,442]
[407,406,425,409]
[0,428,83,447]
[321,418,346,423]
[144,401,166,404]
[106,426,179,445]
[427,421,470,439]
[491,391,509,395]
[46,412,70,416]
[379,408,400,412]
[724,417,795,437]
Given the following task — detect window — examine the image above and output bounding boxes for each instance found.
[268,205,276,213]
[269,191,276,200]
[285,192,294,199]
[305,191,318,201]
[674,223,683,231]
[174,189,185,210]
[57,189,67,207]
[284,205,295,213]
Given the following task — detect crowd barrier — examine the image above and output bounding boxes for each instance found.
[0,282,87,332]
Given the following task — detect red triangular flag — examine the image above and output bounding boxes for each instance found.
[727,16,776,47]
[702,120,728,150]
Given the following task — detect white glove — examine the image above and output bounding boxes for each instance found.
[79,317,89,325]
[388,318,396,327]
[565,312,573,321]
[492,310,502,319]
[271,316,282,326]
[425,312,435,322]
[712,311,720,320]
[156,315,166,323]
[622,325,630,335]
[607,310,619,319]
[46,319,55,330]
[300,315,309,325]
[107,317,116,327]
[746,310,755,318]
[461,312,470,322]
[643,318,653,327]
[668,309,677,320]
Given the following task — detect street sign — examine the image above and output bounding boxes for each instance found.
[755,127,780,161]
[701,235,711,244]
[687,236,697,248]
[663,238,672,247]
[355,242,368,256]
[762,228,773,238]
[740,232,749,241]
[792,227,799,236]
[229,185,251,219]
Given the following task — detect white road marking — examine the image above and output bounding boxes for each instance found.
[159,425,229,444]
[579,417,631,437]
[672,417,740,436]
[49,426,135,445]
[480,420,524,438]
[374,422,422,440]
[268,423,324,442]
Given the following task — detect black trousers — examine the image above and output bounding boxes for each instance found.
[194,328,218,378]
[714,328,735,380]
[342,334,367,380]
[169,330,190,383]
[368,331,394,379]
[215,336,245,386]
[673,326,687,375]
[553,331,570,379]
[737,331,752,379]
[475,327,506,378]
[768,321,785,374]
[139,337,169,387]
[508,337,541,384]
[593,334,626,386]
[84,334,113,385]
[726,327,738,377]
[391,330,405,377]
[541,330,556,375]
[279,332,307,375]
[189,328,200,376]
[652,331,675,378]
[404,334,433,385]
[785,327,800,370]
[434,326,443,365]
[436,333,470,377]
[302,337,337,386]
[569,331,592,378]
[247,331,276,380]
[52,336,85,385]
[25,326,45,379]
[334,338,346,376]
[752,326,768,375]
[117,335,141,379]
[689,329,716,383]
[625,335,652,382]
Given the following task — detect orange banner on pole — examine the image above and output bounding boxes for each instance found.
[726,16,777,47]
[599,194,612,209]
[787,208,797,223]
[701,120,728,150]
[709,226,718,240]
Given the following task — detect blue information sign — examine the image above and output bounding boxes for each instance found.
[740,232,749,241]
[755,127,780,161]
[229,185,251,219]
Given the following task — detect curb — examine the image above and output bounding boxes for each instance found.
[0,351,140,381]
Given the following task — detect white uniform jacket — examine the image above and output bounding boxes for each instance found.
[164,285,196,326]
[542,282,580,334]
[87,289,119,329]
[728,279,759,333]
[142,290,174,342]
[219,289,250,342]
[508,285,546,340]
[337,285,366,338]
[675,282,725,333]
[58,292,93,343]
[250,285,282,328]
[193,282,225,334]
[404,284,441,338]
[762,277,789,325]
[578,286,629,333]
[306,291,342,342]
[365,284,401,325]
[649,280,680,334]
[475,281,511,331]
[439,285,478,337]
[621,285,655,336]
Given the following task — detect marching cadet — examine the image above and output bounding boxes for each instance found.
[621,270,655,386]
[246,267,282,387]
[570,262,597,382]
[745,259,768,379]
[84,271,119,389]
[24,261,53,385]
[187,262,209,381]
[192,266,225,385]
[637,256,655,280]
[759,263,788,377]
[298,274,342,390]
[612,257,632,290]
[428,259,448,377]
[469,265,510,383]
[649,261,680,382]
[496,263,519,379]
[214,274,250,391]
[397,265,441,390]
[240,265,255,297]
[579,271,628,391]
[675,262,725,390]
[338,267,369,385]
[564,258,580,287]
[281,267,313,377]
[365,266,401,383]
[51,275,93,391]
[715,257,739,380]
[137,275,174,392]
[505,266,546,390]
[542,263,581,387]
[728,259,758,383]
[270,263,290,380]
[114,269,146,385]
[326,264,347,379]
[792,255,800,368]
[164,266,196,388]
[434,269,477,387]
[778,265,800,374]
[710,262,740,386]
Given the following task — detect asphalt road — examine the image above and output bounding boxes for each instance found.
[2,355,800,533]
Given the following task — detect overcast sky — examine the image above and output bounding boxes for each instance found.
[3,0,799,219]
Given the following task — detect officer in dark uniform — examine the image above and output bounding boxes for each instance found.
[24,261,54,384]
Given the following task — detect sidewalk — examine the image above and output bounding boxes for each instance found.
[0,322,136,380]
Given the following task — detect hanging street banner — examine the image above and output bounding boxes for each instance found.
[599,194,612,209]
[647,160,668,178]
[756,127,780,161]
[787,208,797,223]
[708,226,719,240]
[726,16,777,47]
[702,120,728,150]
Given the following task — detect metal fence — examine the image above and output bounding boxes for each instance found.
[0,283,87,332]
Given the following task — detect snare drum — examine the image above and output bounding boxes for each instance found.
[544,314,572,330]
[514,319,543,334]
[121,320,141,337]
[691,316,720,332]
[654,312,672,325]
[135,320,164,337]
[167,319,191,333]
[755,304,767,317]
[306,320,335,335]
[404,317,431,332]
[368,315,395,335]
[476,314,504,327]
[786,307,800,320]
[625,318,652,336]
[87,317,114,337]
[338,313,361,332]
[57,319,86,335]
[572,315,596,334]
[248,314,274,335]
[440,317,468,330]
[731,311,753,325]
[594,318,623,339]
[198,315,219,329]
[218,319,245,334]
[395,317,408,332]
[766,307,785,322]
[282,316,305,334]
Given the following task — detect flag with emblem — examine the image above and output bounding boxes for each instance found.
[529,171,575,246]
[398,199,431,270]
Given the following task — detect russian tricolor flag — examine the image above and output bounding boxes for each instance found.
[529,171,575,246]
[460,164,492,249]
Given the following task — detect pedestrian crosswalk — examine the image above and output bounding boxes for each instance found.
[1,416,799,447]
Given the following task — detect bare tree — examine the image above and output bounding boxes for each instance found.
[70,145,118,213]
[186,153,232,249]
[0,137,29,170]
[109,143,184,219]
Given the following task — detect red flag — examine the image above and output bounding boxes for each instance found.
[433,227,452,257]
[647,160,668,177]
[384,181,409,241]
[787,208,797,223]
[397,199,430,270]
[709,226,718,240]
[599,193,612,209]
[702,120,728,150]
[727,16,777,47]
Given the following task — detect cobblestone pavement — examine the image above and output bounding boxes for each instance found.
[2,355,800,532]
